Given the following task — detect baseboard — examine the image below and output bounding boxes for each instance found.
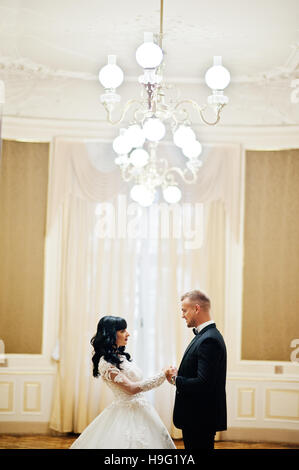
[0,422,52,434]
[220,427,299,445]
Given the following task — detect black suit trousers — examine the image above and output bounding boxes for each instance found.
[182,427,216,450]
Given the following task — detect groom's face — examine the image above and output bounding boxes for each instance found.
[181,298,199,327]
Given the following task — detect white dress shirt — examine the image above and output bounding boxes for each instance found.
[195,319,215,334]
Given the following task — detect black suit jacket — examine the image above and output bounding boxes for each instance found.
[173,323,227,432]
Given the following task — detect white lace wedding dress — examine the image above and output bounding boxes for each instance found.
[70,356,176,449]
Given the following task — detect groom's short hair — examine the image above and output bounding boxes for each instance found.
[181,290,211,311]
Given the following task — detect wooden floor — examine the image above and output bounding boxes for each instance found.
[0,434,298,449]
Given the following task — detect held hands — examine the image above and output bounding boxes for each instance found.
[164,366,178,384]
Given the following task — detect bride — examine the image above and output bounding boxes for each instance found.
[70,315,176,449]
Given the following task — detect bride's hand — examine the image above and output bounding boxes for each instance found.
[164,366,177,378]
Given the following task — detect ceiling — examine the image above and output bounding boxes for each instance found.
[0,0,298,128]
[0,0,298,80]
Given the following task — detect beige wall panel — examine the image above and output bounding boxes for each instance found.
[0,381,14,412]
[242,150,299,361]
[266,389,299,420]
[0,140,49,353]
[23,382,41,412]
[237,388,255,418]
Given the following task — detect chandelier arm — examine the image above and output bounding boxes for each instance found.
[198,104,225,126]
[165,166,198,184]
[174,99,225,126]
[121,165,135,182]
[102,99,144,125]
[172,106,192,126]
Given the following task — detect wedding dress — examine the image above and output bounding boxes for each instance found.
[70,356,176,449]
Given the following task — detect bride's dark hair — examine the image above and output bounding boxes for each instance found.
[90,315,131,378]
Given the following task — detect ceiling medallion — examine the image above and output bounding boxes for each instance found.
[98,0,230,206]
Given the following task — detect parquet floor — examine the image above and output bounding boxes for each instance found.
[0,434,298,449]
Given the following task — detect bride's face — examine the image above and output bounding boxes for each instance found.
[116,328,130,347]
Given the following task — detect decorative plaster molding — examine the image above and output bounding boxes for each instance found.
[3,115,299,149]
[0,45,298,85]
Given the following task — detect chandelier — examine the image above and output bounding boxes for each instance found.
[98,0,230,206]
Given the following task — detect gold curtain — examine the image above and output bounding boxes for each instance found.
[0,140,49,353]
[242,149,299,361]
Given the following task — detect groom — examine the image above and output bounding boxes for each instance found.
[166,290,227,450]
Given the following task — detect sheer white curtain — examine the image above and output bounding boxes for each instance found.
[46,137,243,435]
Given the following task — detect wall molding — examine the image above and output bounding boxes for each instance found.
[265,389,299,421]
[237,388,256,419]
[0,369,55,375]
[0,382,14,413]
[2,115,299,149]
[23,383,41,414]
[221,427,299,445]
[0,421,51,435]
[0,48,298,84]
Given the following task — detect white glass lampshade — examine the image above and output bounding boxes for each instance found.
[143,118,165,142]
[130,184,143,202]
[125,125,146,148]
[205,56,230,90]
[182,140,202,159]
[163,186,182,204]
[130,148,149,168]
[99,55,124,89]
[130,184,155,206]
[112,130,132,154]
[136,32,163,69]
[173,125,196,148]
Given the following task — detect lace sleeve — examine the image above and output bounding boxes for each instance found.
[99,358,166,395]
[138,371,166,391]
[105,365,165,395]
[98,358,123,381]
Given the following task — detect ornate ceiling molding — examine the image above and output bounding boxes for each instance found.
[3,115,299,149]
[0,43,298,85]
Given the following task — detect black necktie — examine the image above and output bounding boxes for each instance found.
[193,328,199,335]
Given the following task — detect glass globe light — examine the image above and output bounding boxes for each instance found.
[130,184,143,202]
[163,186,182,204]
[130,184,155,206]
[130,148,149,168]
[125,125,146,148]
[136,32,163,69]
[143,118,165,142]
[205,56,230,90]
[173,125,196,148]
[113,129,133,155]
[99,55,124,89]
[182,140,202,159]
